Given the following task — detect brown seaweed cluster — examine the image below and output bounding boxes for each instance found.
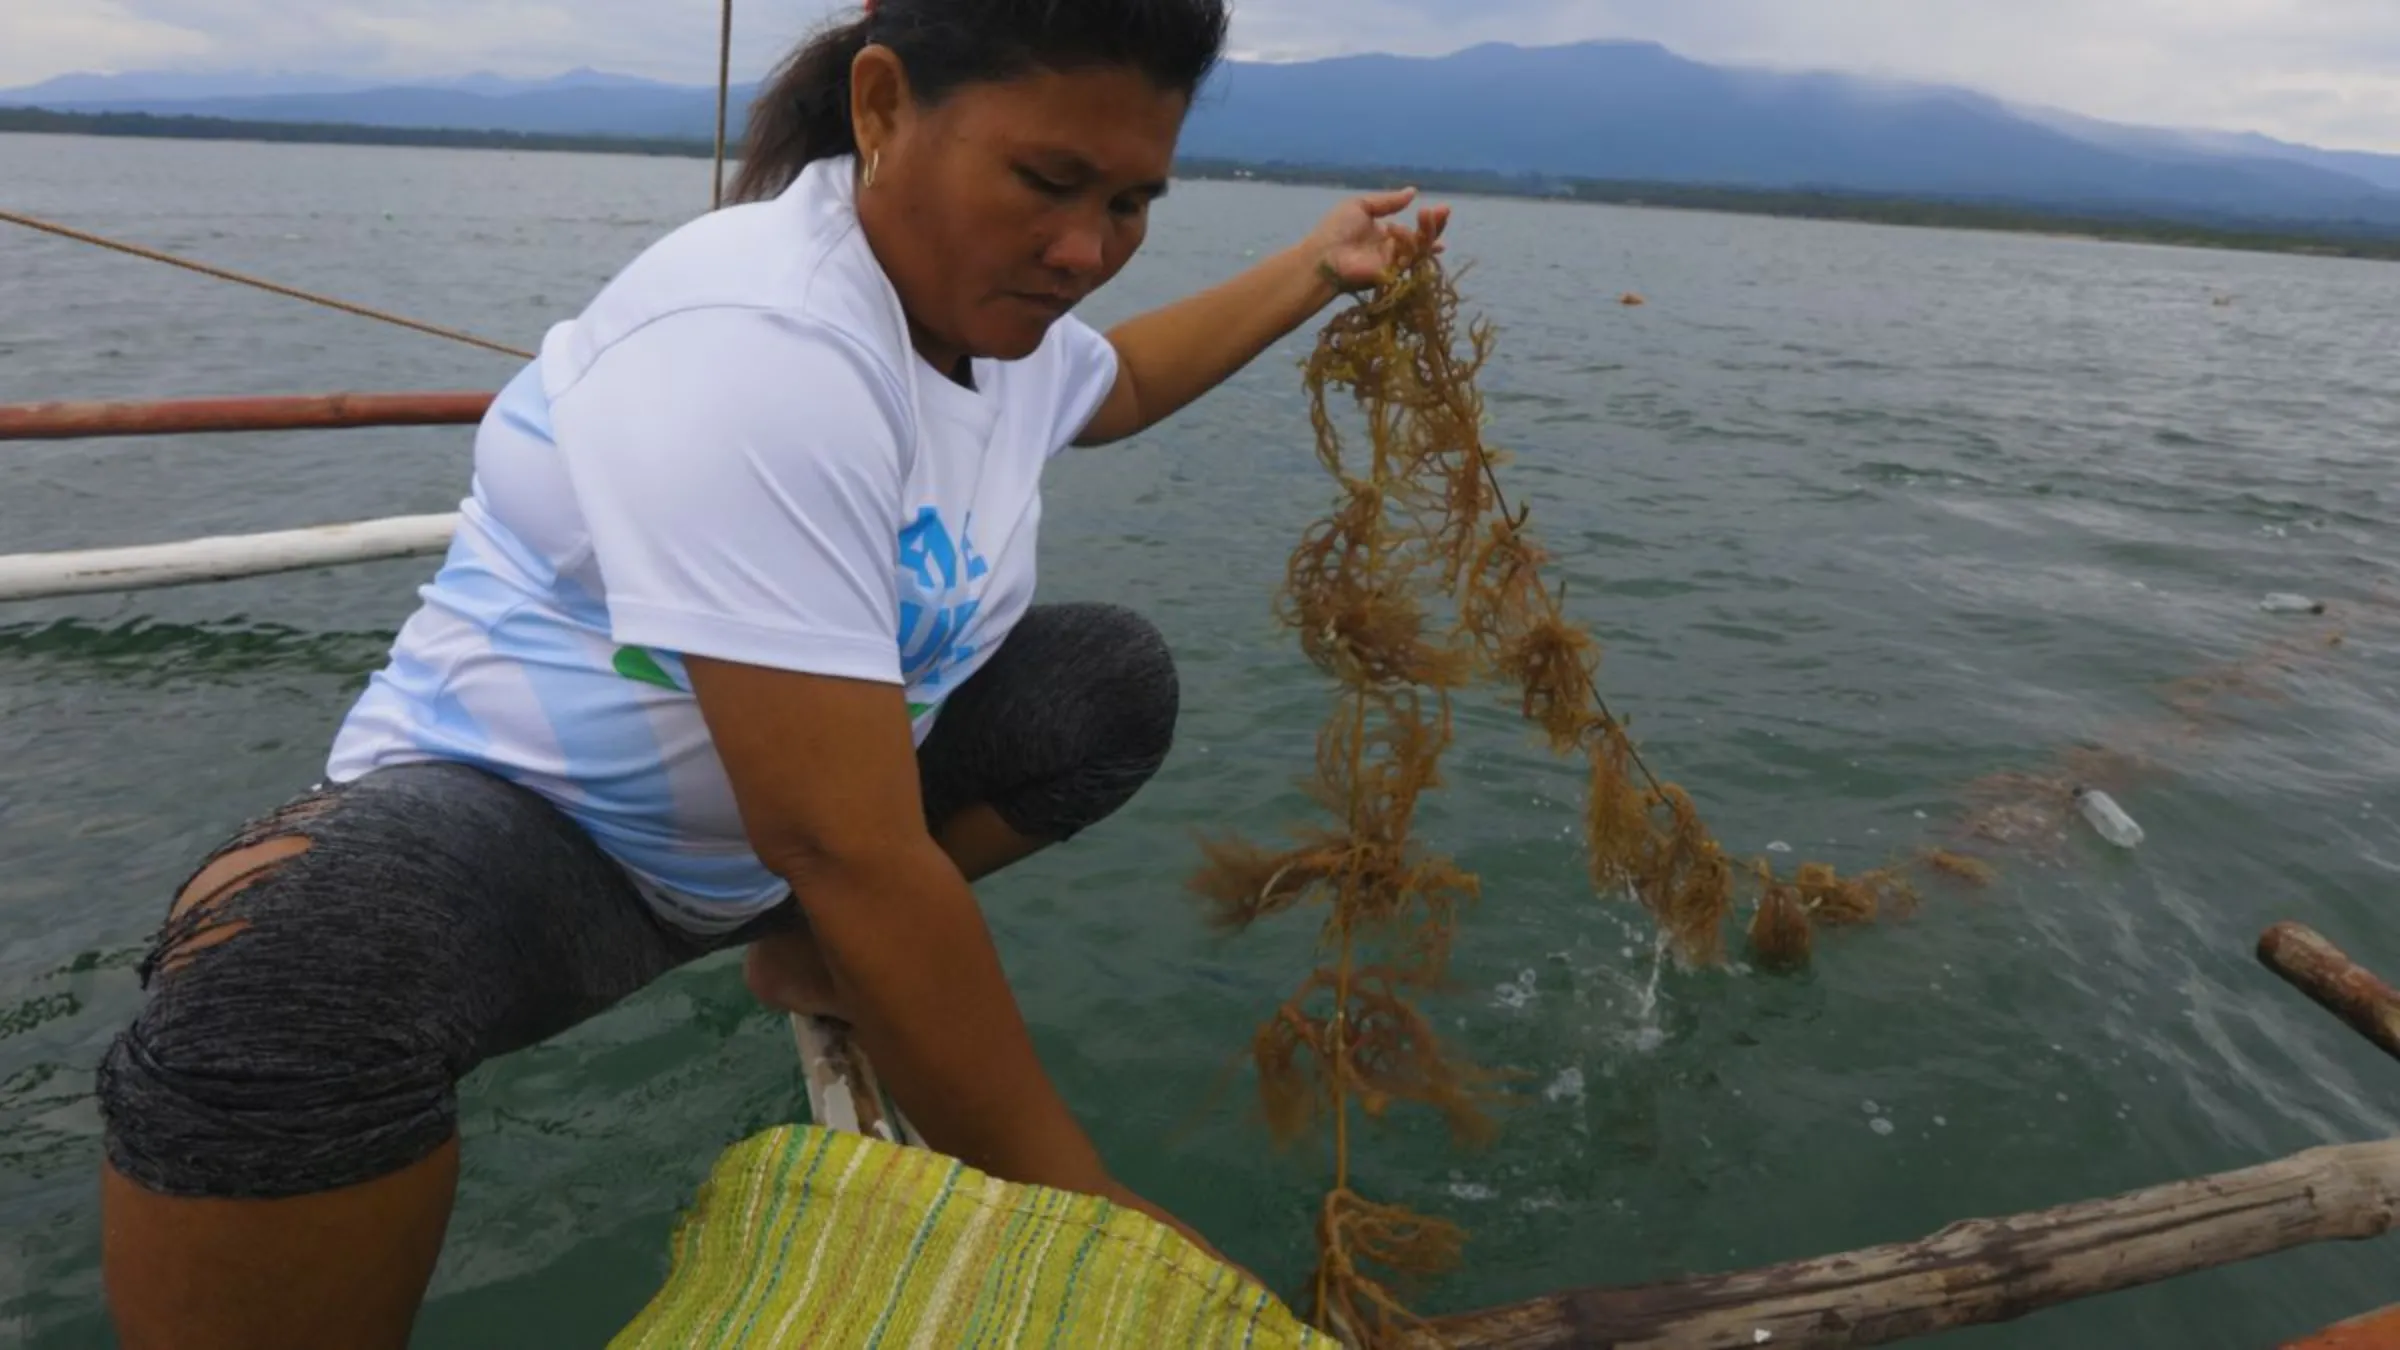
[1188,246,1944,1339]
[1191,243,2390,1341]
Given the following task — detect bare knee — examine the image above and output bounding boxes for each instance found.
[157,835,311,977]
[99,799,461,1201]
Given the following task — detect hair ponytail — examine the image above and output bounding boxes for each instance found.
[727,0,1229,207]
[727,16,873,204]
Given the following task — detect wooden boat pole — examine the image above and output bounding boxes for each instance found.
[2258,922,2400,1064]
[789,1013,924,1148]
[1418,1137,2400,1349]
[0,391,494,441]
[1418,923,2400,1348]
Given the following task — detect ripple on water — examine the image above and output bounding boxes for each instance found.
[6,142,2400,1348]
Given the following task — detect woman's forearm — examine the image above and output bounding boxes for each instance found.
[1092,242,1336,440]
[793,836,1114,1195]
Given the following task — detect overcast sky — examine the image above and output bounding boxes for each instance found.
[10,0,2400,152]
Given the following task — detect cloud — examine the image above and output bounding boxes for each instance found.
[3,0,217,80]
[0,0,850,88]
[5,0,2400,153]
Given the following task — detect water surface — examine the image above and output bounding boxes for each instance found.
[3,133,2398,1347]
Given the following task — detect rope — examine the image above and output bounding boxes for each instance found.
[1473,454,1672,801]
[712,0,736,209]
[0,208,534,361]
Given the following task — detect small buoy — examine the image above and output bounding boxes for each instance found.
[2261,592,2327,615]
[1620,292,1646,307]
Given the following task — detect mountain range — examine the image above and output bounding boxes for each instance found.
[11,42,2400,230]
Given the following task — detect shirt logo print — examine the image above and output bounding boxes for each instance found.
[896,505,988,691]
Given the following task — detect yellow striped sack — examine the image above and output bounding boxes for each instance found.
[610,1123,1339,1348]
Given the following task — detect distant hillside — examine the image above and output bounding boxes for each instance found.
[0,66,660,103]
[24,82,739,141]
[0,106,714,158]
[1175,43,2400,228]
[11,106,2399,264]
[2009,104,2400,194]
[11,41,2400,229]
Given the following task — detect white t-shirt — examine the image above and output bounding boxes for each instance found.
[326,153,1121,933]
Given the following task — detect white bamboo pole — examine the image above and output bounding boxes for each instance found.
[0,513,458,602]
[791,1013,924,1147]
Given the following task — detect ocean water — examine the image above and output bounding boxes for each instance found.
[2,132,2397,1347]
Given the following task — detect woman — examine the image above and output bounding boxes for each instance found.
[94,1,1448,1346]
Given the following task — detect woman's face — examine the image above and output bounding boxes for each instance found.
[854,55,1187,368]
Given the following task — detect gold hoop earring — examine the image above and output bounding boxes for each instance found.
[863,149,880,188]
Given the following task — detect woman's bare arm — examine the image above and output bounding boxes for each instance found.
[685,654,1229,1263]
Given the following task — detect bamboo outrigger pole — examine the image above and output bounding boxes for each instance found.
[0,515,460,602]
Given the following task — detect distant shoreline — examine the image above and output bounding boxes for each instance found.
[8,105,2398,264]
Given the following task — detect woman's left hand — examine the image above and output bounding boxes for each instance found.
[1308,186,1451,294]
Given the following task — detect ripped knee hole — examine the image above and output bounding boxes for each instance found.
[153,833,313,977]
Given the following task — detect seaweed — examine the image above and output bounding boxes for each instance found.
[1190,245,1937,1339]
[1194,238,2395,1342]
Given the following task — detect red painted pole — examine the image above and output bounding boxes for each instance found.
[2283,1304,2400,1349]
[0,391,496,441]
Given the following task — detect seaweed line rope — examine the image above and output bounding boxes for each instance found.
[1410,276,1674,804]
[1475,453,1671,802]
[0,207,534,361]
[711,0,735,209]
[1347,260,1674,804]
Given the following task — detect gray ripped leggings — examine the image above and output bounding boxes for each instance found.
[95,601,1178,1199]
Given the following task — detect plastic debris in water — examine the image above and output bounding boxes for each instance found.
[2073,787,2145,849]
[2261,592,2327,615]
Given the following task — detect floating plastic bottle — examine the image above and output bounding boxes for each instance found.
[2261,592,2327,615]
[2073,787,2144,849]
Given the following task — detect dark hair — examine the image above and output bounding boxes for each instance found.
[728,0,1229,204]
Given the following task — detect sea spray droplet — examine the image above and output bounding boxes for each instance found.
[1493,969,1539,1010]
[1870,1118,1896,1137]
